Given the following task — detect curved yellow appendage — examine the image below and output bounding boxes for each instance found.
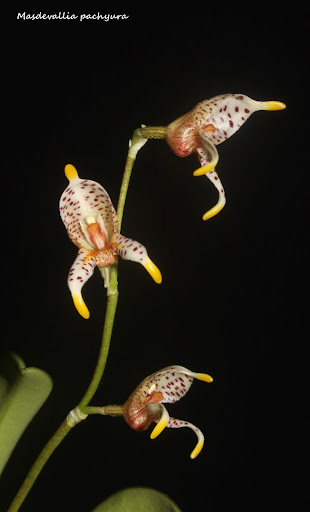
[193,160,218,177]
[65,163,79,181]
[202,201,225,221]
[143,258,162,284]
[190,438,204,460]
[150,407,169,439]
[195,129,219,176]
[72,293,90,319]
[261,101,286,111]
[195,373,213,383]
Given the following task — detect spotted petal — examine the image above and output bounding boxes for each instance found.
[166,94,286,154]
[148,404,204,459]
[137,365,213,405]
[59,164,118,249]
[198,94,286,145]
[67,247,97,319]
[167,417,205,459]
[196,143,226,221]
[110,233,162,284]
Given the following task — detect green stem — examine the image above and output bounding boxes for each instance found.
[117,128,148,229]
[84,405,124,416]
[78,265,119,411]
[7,420,72,512]
[7,129,147,512]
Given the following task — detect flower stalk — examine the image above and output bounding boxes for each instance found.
[139,126,167,140]
[84,405,124,416]
[7,131,147,512]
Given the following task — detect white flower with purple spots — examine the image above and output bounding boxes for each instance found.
[123,365,213,459]
[60,164,162,319]
[165,94,286,220]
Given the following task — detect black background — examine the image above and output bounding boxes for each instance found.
[0,6,305,512]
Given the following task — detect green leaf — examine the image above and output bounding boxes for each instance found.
[91,487,182,512]
[0,351,53,475]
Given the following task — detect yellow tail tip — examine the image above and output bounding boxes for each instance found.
[72,294,90,319]
[150,418,168,439]
[144,258,162,284]
[262,100,286,111]
[196,373,213,383]
[193,163,217,177]
[190,439,204,459]
[150,407,169,439]
[65,164,79,181]
[202,202,225,221]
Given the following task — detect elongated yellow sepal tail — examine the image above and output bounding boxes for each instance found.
[261,101,286,111]
[150,407,169,439]
[193,161,218,176]
[190,438,204,459]
[65,164,79,181]
[195,373,213,383]
[72,294,90,319]
[143,258,162,284]
[202,201,225,221]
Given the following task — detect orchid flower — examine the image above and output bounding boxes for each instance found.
[123,365,213,459]
[142,94,286,220]
[60,164,162,319]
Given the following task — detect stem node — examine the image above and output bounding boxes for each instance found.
[66,407,88,427]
